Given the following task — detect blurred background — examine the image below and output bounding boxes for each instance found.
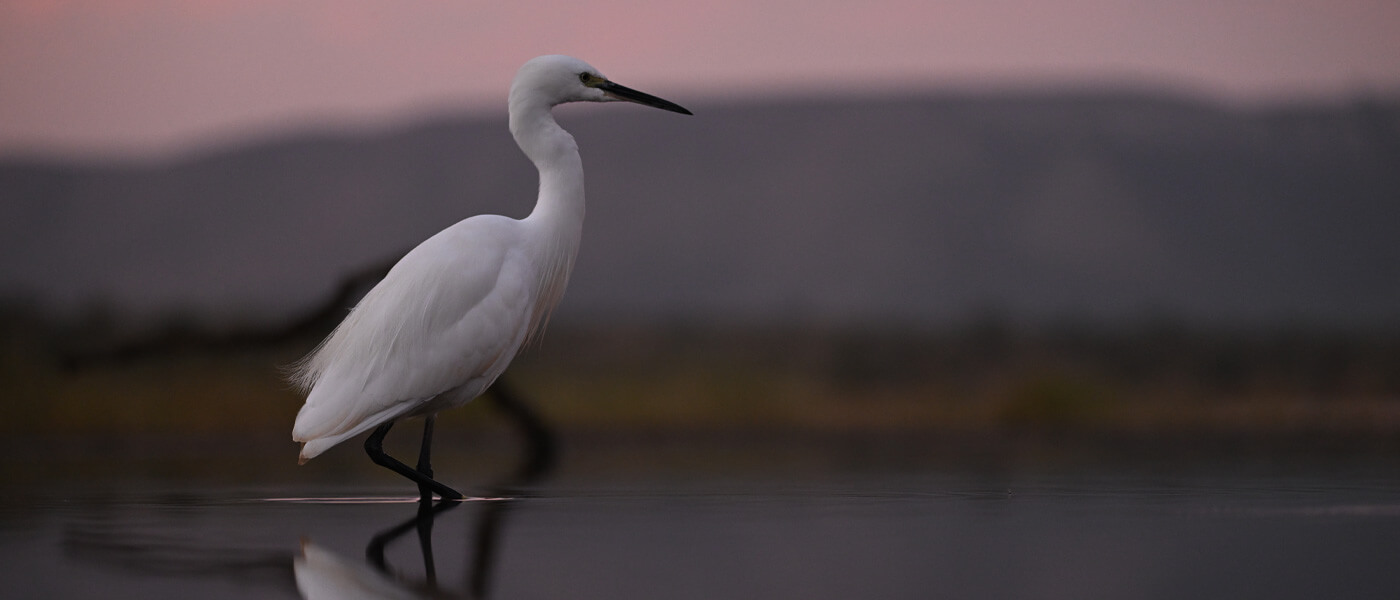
[2,0,1400,483]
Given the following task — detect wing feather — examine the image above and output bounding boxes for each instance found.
[291,216,536,459]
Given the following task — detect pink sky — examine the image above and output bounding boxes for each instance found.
[2,0,1398,157]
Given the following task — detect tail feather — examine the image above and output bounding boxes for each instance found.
[293,399,419,464]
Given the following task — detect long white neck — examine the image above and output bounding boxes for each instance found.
[509,94,585,338]
[511,95,585,234]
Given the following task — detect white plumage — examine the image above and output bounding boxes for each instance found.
[292,216,541,461]
[289,55,690,492]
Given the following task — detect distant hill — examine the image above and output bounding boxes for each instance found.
[2,91,1398,329]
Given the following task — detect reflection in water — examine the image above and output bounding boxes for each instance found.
[298,536,434,600]
[365,498,463,584]
[297,497,465,599]
[297,540,424,600]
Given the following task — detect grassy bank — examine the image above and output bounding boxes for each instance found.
[4,310,1398,443]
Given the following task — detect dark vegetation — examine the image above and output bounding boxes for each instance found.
[4,297,1397,442]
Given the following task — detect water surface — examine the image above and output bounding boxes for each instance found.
[6,452,1400,599]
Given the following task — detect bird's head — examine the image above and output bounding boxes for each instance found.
[510,55,692,115]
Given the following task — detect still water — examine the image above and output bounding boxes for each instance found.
[4,442,1400,599]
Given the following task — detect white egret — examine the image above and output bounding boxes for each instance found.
[290,55,691,499]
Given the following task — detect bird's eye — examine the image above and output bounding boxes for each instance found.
[578,73,592,85]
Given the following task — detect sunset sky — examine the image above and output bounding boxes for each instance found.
[2,0,1398,157]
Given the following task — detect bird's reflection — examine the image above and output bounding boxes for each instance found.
[298,537,431,600]
[296,497,462,599]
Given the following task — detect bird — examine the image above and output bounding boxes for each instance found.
[290,55,691,500]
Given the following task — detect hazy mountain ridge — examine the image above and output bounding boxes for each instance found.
[2,92,1397,328]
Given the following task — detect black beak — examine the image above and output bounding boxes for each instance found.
[599,81,693,115]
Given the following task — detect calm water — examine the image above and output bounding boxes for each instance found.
[4,444,1400,599]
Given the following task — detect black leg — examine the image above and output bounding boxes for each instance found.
[416,416,437,502]
[364,420,464,500]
